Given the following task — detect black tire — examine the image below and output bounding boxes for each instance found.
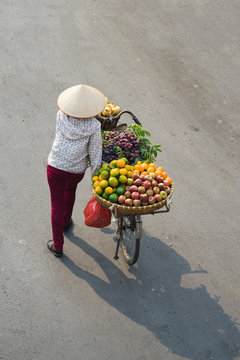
[119,215,141,265]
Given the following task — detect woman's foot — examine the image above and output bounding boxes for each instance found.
[47,240,63,257]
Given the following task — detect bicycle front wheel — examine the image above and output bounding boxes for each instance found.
[119,215,142,265]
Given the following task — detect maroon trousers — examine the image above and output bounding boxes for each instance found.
[47,165,84,250]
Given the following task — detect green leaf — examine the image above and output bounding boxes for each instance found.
[114,146,124,158]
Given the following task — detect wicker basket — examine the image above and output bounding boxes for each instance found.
[93,183,174,216]
[95,114,119,131]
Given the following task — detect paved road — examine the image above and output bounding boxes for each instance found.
[1,1,240,359]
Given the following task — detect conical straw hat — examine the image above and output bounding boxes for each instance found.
[57,84,106,118]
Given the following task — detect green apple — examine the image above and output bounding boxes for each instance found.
[160,191,167,199]
[127,178,134,185]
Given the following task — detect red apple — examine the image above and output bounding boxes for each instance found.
[164,186,171,195]
[151,179,158,187]
[125,185,131,191]
[156,175,164,183]
[149,172,156,179]
[143,180,151,189]
[140,193,148,202]
[153,187,160,194]
[132,173,139,180]
[125,198,133,206]
[140,175,146,181]
[129,185,138,193]
[154,194,162,202]
[118,195,126,204]
[133,199,141,207]
[124,191,131,199]
[145,175,153,182]
[158,183,165,191]
[146,188,153,197]
[163,180,170,187]
[132,192,140,199]
[138,186,146,194]
[148,196,156,205]
[133,178,142,186]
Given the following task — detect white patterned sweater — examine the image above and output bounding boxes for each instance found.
[48,110,102,175]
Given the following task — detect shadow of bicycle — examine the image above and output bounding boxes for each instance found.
[61,227,240,360]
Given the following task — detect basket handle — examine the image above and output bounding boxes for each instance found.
[113,111,142,126]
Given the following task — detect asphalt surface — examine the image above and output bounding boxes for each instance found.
[1,1,240,359]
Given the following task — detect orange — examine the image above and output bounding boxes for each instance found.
[155,170,163,176]
[162,172,168,179]
[108,176,118,187]
[109,193,118,203]
[133,169,139,175]
[102,163,111,171]
[119,175,127,184]
[136,161,142,165]
[92,176,99,183]
[105,186,113,195]
[147,167,155,174]
[121,157,129,165]
[135,165,144,173]
[102,192,109,200]
[93,181,100,188]
[125,165,132,171]
[141,171,148,176]
[110,168,119,177]
[149,163,157,170]
[142,162,149,170]
[110,160,118,167]
[119,168,128,176]
[166,177,172,185]
[98,175,103,181]
[95,186,103,195]
[100,170,109,180]
[99,180,108,189]
[157,167,164,173]
[117,159,126,168]
[127,171,133,178]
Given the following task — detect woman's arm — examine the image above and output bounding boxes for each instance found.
[88,125,102,177]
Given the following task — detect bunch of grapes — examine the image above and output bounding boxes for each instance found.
[102,131,141,164]
[102,132,118,163]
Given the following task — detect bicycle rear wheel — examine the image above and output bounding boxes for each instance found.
[119,215,142,265]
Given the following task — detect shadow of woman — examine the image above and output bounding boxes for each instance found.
[61,228,240,360]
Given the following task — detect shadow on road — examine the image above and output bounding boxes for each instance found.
[61,228,240,360]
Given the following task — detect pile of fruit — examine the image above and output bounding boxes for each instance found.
[93,158,172,207]
[102,125,162,165]
[100,98,121,117]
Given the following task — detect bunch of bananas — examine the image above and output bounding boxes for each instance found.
[101,98,121,117]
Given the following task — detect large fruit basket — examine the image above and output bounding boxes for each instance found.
[93,183,174,216]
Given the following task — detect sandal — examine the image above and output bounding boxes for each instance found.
[47,240,63,257]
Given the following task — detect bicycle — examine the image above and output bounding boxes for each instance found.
[95,111,173,265]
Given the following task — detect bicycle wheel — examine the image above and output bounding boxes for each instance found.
[119,215,142,265]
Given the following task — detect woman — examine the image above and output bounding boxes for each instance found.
[47,84,106,257]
